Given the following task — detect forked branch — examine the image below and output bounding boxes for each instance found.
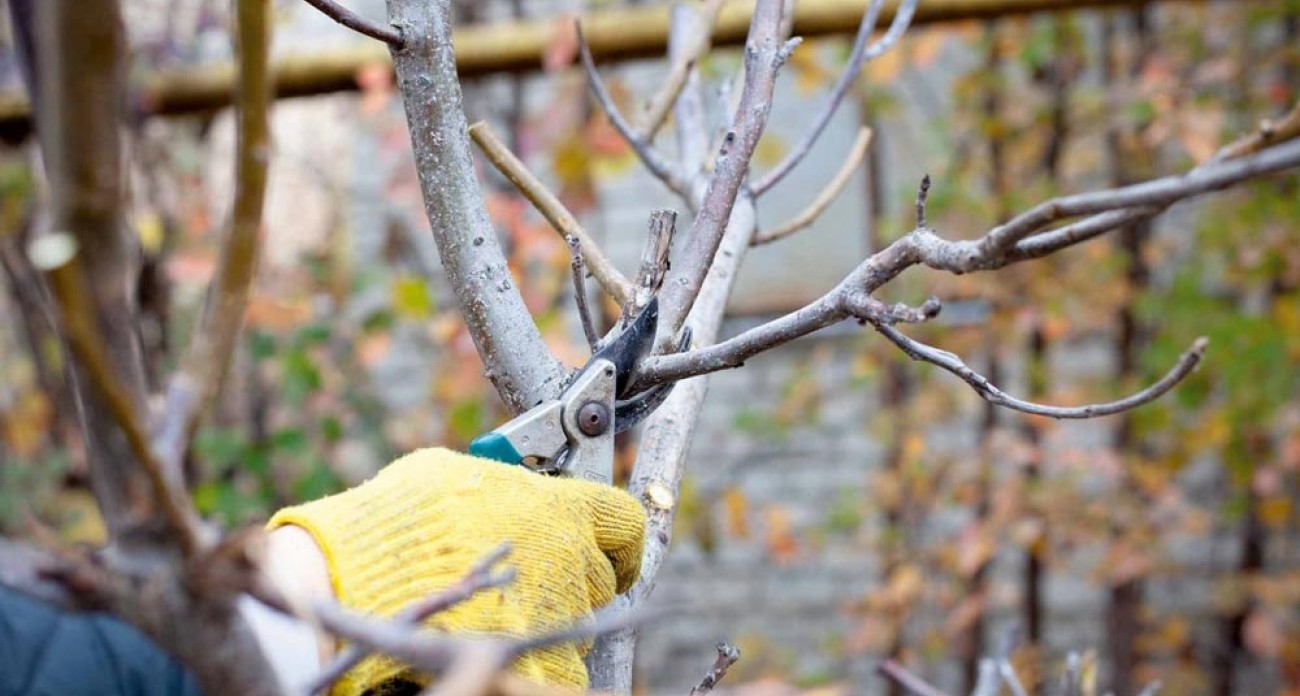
[752,0,919,196]
[577,23,690,198]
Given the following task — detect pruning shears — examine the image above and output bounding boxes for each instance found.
[468,297,688,485]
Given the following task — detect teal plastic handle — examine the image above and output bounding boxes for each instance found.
[468,431,523,464]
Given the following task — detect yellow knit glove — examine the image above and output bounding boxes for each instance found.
[267,447,646,696]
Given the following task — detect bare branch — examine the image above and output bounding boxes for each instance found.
[631,209,677,315]
[309,544,516,696]
[658,0,796,335]
[752,0,919,196]
[635,0,726,141]
[1212,100,1300,162]
[753,126,872,245]
[1007,101,1300,263]
[915,173,931,228]
[29,0,202,552]
[577,22,690,198]
[567,236,601,351]
[164,0,273,471]
[470,121,633,306]
[875,659,952,696]
[689,642,741,696]
[387,0,566,413]
[935,138,1300,273]
[300,0,403,46]
[873,324,1208,419]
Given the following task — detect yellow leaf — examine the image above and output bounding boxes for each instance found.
[136,208,165,255]
[722,487,749,538]
[392,275,433,319]
[752,134,787,170]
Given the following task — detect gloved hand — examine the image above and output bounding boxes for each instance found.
[268,447,646,695]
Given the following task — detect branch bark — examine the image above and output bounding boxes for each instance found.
[385,0,566,414]
[300,0,403,46]
[657,0,796,336]
[469,121,633,306]
[164,0,274,472]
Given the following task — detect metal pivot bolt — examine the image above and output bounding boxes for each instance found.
[577,401,610,436]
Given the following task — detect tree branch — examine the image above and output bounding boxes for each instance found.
[875,659,952,696]
[658,0,797,336]
[752,126,872,244]
[638,133,1300,390]
[577,22,690,198]
[567,236,602,351]
[635,0,727,141]
[164,0,273,472]
[934,137,1300,273]
[752,0,918,196]
[469,121,633,306]
[29,0,202,553]
[301,0,403,46]
[688,642,741,696]
[309,544,516,695]
[631,209,677,315]
[386,0,566,414]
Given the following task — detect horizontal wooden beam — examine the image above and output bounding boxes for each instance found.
[0,0,1233,140]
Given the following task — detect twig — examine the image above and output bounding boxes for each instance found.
[752,0,919,196]
[38,252,201,555]
[689,642,741,696]
[1211,100,1300,162]
[567,236,601,351]
[915,173,931,228]
[300,0,402,46]
[576,22,690,197]
[658,0,797,335]
[470,121,633,306]
[872,324,1208,419]
[1009,101,1300,263]
[943,137,1300,272]
[970,658,1002,696]
[875,659,952,696]
[307,544,516,695]
[753,127,872,245]
[998,661,1030,696]
[388,0,567,413]
[1060,652,1082,696]
[165,0,273,471]
[635,0,726,141]
[631,209,677,316]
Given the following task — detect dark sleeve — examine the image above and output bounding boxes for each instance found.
[0,585,202,696]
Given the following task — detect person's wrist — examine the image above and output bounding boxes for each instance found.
[265,524,338,665]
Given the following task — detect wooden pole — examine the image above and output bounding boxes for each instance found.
[0,0,1248,140]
